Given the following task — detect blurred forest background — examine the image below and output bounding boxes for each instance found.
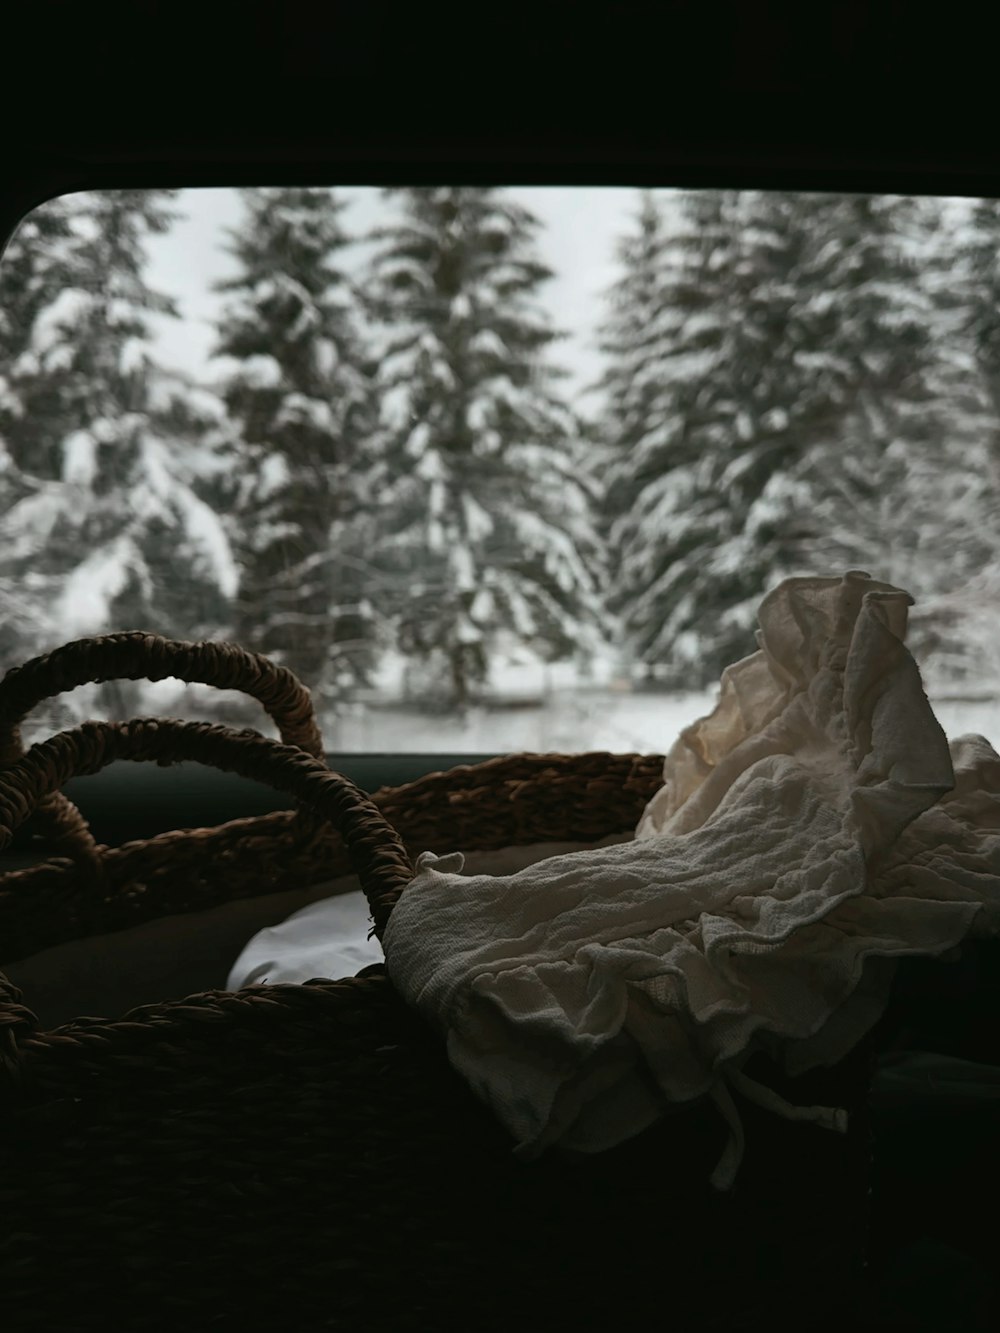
[2,186,999,749]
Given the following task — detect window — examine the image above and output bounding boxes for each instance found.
[2,185,998,757]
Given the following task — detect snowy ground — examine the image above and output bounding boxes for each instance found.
[22,655,1000,758]
[928,695,1000,749]
[322,685,1000,756]
[314,646,1000,753]
[327,687,715,755]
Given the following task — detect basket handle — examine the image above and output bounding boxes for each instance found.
[0,718,413,942]
[0,634,326,863]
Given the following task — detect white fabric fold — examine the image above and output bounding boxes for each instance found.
[226,838,631,990]
[381,572,1000,1190]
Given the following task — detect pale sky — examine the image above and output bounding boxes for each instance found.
[142,186,649,401]
[65,184,973,407]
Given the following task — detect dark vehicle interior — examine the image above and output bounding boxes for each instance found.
[2,5,998,1330]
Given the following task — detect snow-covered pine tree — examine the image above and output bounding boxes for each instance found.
[0,194,78,478]
[365,186,602,710]
[709,190,830,594]
[212,187,380,715]
[0,196,78,660]
[963,197,1000,431]
[0,190,237,699]
[599,190,734,687]
[594,192,673,626]
[788,193,993,680]
[902,196,1000,689]
[599,189,817,687]
[0,448,57,664]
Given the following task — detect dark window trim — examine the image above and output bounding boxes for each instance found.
[5,100,1000,850]
[7,131,1000,253]
[2,754,500,855]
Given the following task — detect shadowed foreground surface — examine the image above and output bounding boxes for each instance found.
[2,946,998,1330]
[0,978,864,1331]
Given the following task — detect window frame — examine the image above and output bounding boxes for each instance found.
[4,123,1000,853]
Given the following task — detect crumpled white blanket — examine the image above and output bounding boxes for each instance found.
[381,572,1000,1191]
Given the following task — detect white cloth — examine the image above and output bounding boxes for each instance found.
[381,572,1000,1191]
[227,890,383,989]
[226,837,630,990]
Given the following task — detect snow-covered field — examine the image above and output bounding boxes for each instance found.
[313,647,1000,753]
[24,655,999,758]
[328,688,715,755]
[929,694,1000,748]
[323,685,1000,756]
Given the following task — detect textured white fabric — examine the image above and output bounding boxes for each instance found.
[225,837,630,990]
[380,572,1000,1191]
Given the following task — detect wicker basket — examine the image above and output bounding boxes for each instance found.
[0,635,876,1332]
